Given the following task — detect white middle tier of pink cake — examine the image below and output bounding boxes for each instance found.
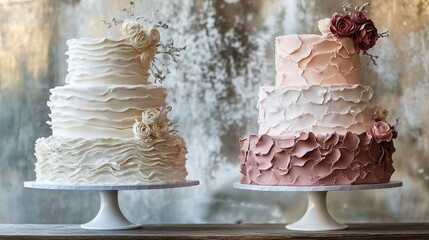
[257,84,375,136]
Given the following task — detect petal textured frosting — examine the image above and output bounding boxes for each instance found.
[239,132,396,186]
[257,84,376,136]
[275,34,360,86]
[255,135,274,155]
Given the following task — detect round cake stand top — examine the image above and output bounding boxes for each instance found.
[233,181,402,232]
[24,180,199,230]
[24,180,199,191]
[233,181,402,192]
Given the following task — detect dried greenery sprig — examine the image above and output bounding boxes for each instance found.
[149,40,187,84]
[363,51,379,66]
[136,9,159,24]
[101,17,124,29]
[342,4,353,15]
[379,30,389,38]
[355,2,369,12]
[122,1,135,17]
[394,118,401,129]
[101,1,186,84]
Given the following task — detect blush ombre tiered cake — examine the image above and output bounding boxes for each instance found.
[34,18,188,185]
[239,7,398,186]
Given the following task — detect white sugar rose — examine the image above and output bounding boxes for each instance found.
[148,26,160,45]
[141,108,160,126]
[140,51,152,67]
[130,29,151,51]
[147,44,157,57]
[152,120,170,138]
[133,120,152,139]
[121,19,141,38]
[140,45,157,67]
[318,18,331,35]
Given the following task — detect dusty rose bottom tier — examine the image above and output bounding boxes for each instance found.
[239,132,395,186]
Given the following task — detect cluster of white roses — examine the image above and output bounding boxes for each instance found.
[120,19,160,67]
[133,107,171,140]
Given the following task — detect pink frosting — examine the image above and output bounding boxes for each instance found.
[275,34,361,86]
[239,132,395,186]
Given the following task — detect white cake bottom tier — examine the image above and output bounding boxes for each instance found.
[34,136,188,185]
[48,85,166,138]
[258,84,375,136]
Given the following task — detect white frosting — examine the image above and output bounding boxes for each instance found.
[35,25,188,185]
[48,85,166,138]
[35,135,187,184]
[257,84,375,136]
[66,38,153,86]
[121,19,142,38]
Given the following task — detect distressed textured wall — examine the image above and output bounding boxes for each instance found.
[0,0,428,224]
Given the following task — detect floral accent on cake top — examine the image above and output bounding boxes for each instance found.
[101,1,186,83]
[318,3,388,65]
[133,106,178,141]
[121,19,160,51]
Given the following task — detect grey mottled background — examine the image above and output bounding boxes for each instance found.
[0,0,428,224]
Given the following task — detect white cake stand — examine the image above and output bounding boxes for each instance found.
[24,180,199,230]
[233,181,402,231]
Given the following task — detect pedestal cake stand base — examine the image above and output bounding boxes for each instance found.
[233,181,402,231]
[24,181,199,230]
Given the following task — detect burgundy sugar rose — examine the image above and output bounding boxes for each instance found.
[330,13,358,37]
[354,19,379,51]
[391,126,398,139]
[371,121,393,143]
[351,11,367,24]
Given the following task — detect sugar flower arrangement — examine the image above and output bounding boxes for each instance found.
[368,104,399,143]
[133,106,178,141]
[318,3,388,65]
[102,1,186,83]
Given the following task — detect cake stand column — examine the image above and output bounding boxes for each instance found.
[81,190,142,230]
[286,191,347,231]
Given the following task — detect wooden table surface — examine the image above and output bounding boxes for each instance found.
[0,223,428,240]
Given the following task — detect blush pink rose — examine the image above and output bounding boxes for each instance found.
[371,121,393,143]
[354,19,379,51]
[330,13,358,37]
[351,11,367,24]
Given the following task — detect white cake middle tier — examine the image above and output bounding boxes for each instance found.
[257,84,375,136]
[48,85,166,138]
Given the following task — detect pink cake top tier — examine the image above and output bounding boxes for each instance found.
[275,34,361,86]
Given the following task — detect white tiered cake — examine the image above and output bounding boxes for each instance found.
[34,20,188,185]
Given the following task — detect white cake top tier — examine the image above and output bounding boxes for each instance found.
[65,37,156,86]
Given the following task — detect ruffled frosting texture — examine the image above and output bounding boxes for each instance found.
[239,132,395,186]
[275,34,361,86]
[35,135,188,184]
[34,23,190,185]
[258,84,375,136]
[66,37,154,86]
[48,85,166,138]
